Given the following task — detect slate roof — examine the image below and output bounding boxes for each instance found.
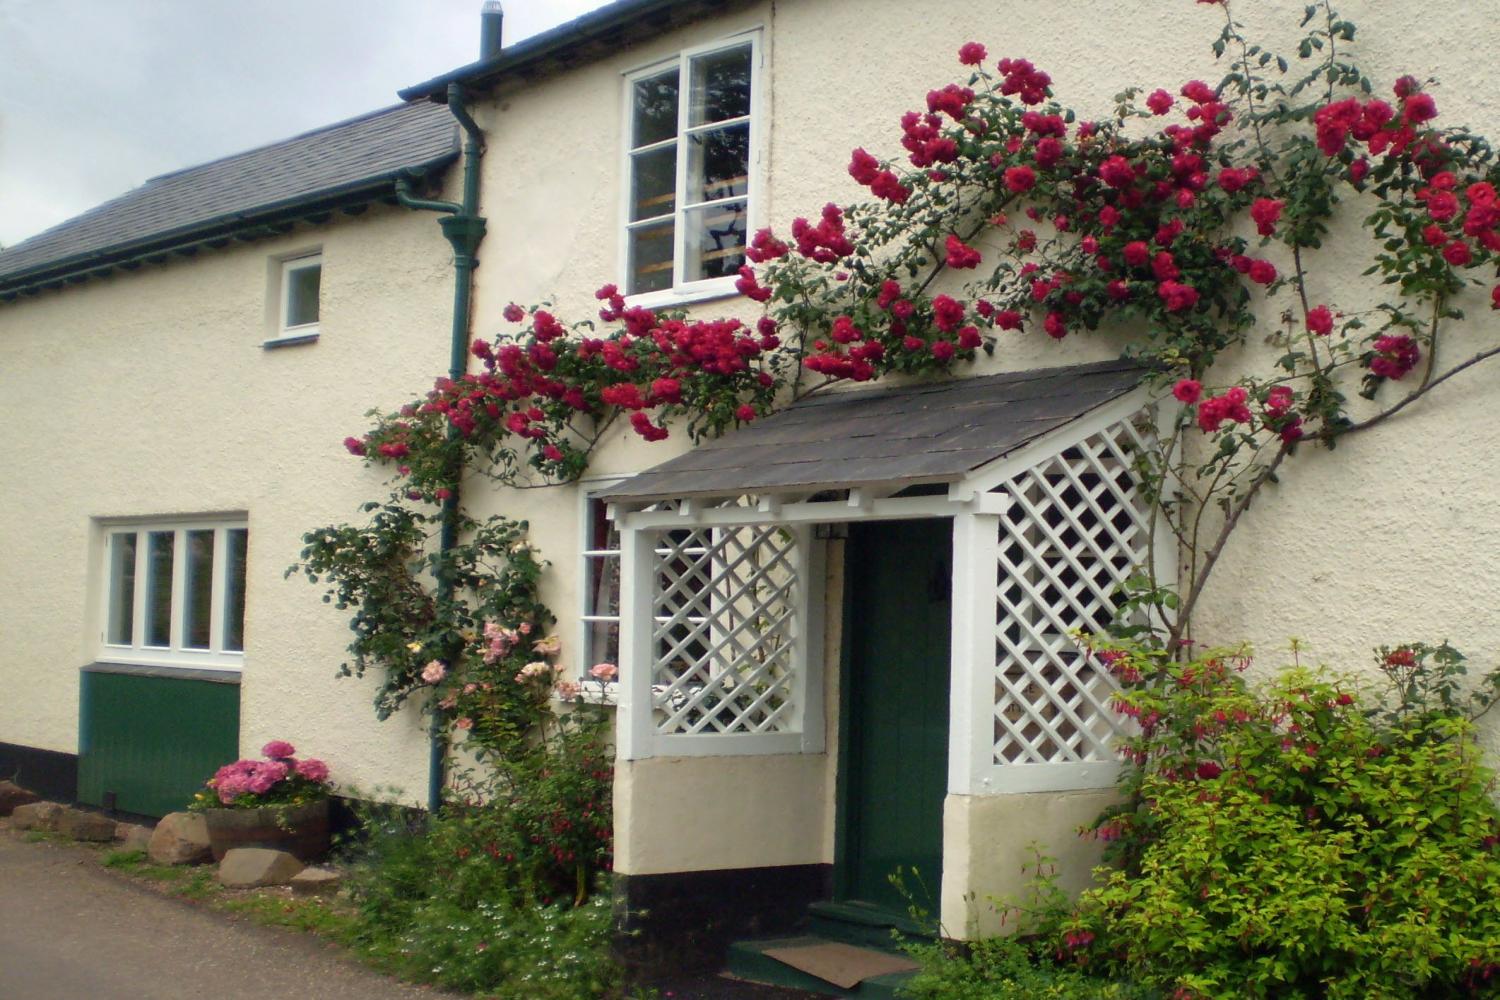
[602,360,1149,502]
[0,101,458,294]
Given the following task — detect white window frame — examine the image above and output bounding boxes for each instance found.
[618,30,764,309]
[268,251,322,345]
[577,481,625,700]
[97,517,249,670]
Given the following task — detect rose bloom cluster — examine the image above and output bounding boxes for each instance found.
[206,740,331,806]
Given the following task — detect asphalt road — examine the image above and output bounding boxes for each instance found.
[0,832,458,1000]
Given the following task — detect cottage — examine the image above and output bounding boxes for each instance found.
[3,0,1498,980]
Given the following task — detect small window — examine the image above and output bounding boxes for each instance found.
[580,494,622,677]
[101,520,249,667]
[271,253,321,343]
[623,36,759,301]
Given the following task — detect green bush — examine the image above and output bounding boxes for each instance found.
[1065,644,1500,998]
[904,934,1153,999]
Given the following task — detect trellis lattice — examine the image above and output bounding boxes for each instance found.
[990,411,1154,766]
[648,524,803,735]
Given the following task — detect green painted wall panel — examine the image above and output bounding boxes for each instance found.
[77,670,240,817]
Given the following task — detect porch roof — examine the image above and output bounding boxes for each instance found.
[601,359,1148,502]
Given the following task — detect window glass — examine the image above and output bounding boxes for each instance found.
[285,261,321,328]
[632,71,679,147]
[689,45,751,127]
[224,529,248,653]
[106,533,136,646]
[630,147,677,222]
[683,202,747,282]
[686,123,750,204]
[629,222,676,295]
[183,530,215,650]
[145,531,175,648]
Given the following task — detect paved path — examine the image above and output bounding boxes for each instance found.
[0,830,824,1000]
[0,832,458,1000]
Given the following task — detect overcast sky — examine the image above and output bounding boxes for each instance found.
[0,0,607,247]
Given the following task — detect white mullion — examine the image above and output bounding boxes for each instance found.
[682,112,752,138]
[626,214,676,231]
[208,525,228,654]
[629,135,677,156]
[131,530,147,655]
[679,193,748,214]
[169,529,187,650]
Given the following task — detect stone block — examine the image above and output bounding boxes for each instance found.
[10,801,65,831]
[56,808,117,842]
[289,867,341,896]
[0,780,40,817]
[114,823,154,853]
[218,848,304,888]
[148,811,212,865]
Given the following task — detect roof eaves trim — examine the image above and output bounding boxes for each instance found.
[0,150,458,297]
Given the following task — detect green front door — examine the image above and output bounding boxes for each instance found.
[838,518,952,914]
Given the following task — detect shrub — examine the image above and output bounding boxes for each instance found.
[1067,644,1500,998]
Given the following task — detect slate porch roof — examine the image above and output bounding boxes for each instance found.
[602,359,1149,502]
[0,101,457,296]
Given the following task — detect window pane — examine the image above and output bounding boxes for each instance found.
[145,531,175,648]
[106,532,136,645]
[223,529,248,653]
[682,200,748,282]
[183,530,214,650]
[630,146,677,222]
[686,122,749,205]
[588,499,621,554]
[632,70,679,148]
[628,220,675,295]
[285,263,320,328]
[689,45,751,127]
[587,619,620,669]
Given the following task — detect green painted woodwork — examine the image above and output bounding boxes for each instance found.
[77,669,240,818]
[837,519,952,915]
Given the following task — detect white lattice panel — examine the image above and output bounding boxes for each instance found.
[989,412,1153,766]
[648,524,803,735]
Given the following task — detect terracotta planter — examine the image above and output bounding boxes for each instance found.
[202,799,331,862]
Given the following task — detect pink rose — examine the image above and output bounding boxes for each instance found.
[261,740,296,760]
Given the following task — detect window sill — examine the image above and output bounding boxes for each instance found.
[83,660,242,684]
[263,330,319,349]
[625,279,743,312]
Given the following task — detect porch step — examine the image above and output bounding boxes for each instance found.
[806,901,936,950]
[725,936,918,998]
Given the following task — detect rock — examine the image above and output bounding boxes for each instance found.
[217,848,304,888]
[0,780,40,816]
[289,867,341,896]
[114,823,153,853]
[148,812,212,865]
[10,801,65,831]
[56,808,117,842]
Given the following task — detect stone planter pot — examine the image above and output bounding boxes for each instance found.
[202,799,331,862]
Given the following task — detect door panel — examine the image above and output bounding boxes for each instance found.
[839,519,952,913]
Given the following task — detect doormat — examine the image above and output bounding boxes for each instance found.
[762,941,919,989]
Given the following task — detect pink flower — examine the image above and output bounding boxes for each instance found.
[261,740,296,760]
[1250,198,1283,236]
[1146,89,1174,115]
[1157,280,1200,312]
[1370,334,1420,380]
[590,663,619,682]
[1306,305,1334,336]
[958,42,988,66]
[421,660,447,684]
[454,717,474,731]
[295,759,330,783]
[944,234,982,269]
[1003,165,1036,193]
[503,303,525,323]
[1247,259,1277,285]
[555,680,582,700]
[1173,379,1203,404]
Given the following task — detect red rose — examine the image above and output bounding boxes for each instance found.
[1146,89,1174,115]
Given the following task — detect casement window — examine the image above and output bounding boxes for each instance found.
[269,252,321,344]
[580,493,622,676]
[622,34,761,302]
[101,520,249,668]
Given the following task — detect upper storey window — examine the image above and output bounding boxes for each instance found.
[623,36,759,303]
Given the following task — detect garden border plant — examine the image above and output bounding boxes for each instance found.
[295,0,1500,994]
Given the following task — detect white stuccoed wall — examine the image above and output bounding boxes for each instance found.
[0,200,459,799]
[450,0,1500,916]
[7,0,1495,926]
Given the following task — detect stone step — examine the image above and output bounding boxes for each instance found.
[725,936,918,999]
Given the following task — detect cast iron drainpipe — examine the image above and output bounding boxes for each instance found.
[395,81,487,815]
